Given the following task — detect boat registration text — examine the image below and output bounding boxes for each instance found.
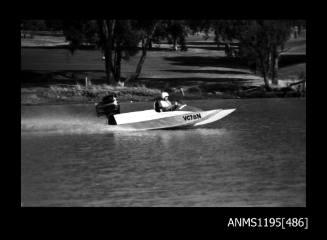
[183,113,201,121]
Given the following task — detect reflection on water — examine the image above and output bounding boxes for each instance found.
[21,99,306,206]
[113,128,228,146]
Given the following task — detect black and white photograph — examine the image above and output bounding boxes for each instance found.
[21,20,306,208]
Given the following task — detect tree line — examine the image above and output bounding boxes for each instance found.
[21,20,305,89]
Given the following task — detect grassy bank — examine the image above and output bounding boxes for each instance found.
[21,84,162,105]
[21,79,306,105]
[20,82,240,105]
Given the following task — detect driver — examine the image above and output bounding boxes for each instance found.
[154,92,179,112]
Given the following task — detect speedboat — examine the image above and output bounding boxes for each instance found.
[95,95,236,130]
[113,106,235,130]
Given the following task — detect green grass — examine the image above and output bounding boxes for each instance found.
[21,33,68,47]
[284,37,306,54]
[21,83,162,105]
[279,63,306,80]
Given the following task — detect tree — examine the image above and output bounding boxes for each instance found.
[212,20,241,57]
[21,20,47,38]
[189,20,292,88]
[125,20,191,82]
[97,20,117,84]
[236,20,292,88]
[290,20,306,37]
[187,20,240,56]
[21,20,47,31]
[45,20,63,31]
[111,20,140,84]
[186,19,210,34]
[265,21,292,84]
[62,20,140,85]
[165,20,188,51]
[126,20,161,82]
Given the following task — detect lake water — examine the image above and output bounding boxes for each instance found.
[21,98,306,207]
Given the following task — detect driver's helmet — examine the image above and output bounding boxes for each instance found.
[161,92,169,99]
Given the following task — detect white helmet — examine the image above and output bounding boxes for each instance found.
[161,92,169,99]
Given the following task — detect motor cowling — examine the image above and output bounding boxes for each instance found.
[95,94,120,117]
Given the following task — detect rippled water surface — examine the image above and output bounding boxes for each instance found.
[21,98,306,206]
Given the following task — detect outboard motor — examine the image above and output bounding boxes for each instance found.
[153,97,162,112]
[95,94,120,125]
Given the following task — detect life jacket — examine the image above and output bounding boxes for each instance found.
[154,97,173,112]
[154,97,162,112]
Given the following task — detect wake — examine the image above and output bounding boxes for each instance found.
[21,116,228,136]
[21,116,116,135]
[21,104,229,136]
[20,104,120,135]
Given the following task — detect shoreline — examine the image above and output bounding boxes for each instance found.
[21,83,306,106]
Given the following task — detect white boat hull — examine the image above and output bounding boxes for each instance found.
[113,108,236,130]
